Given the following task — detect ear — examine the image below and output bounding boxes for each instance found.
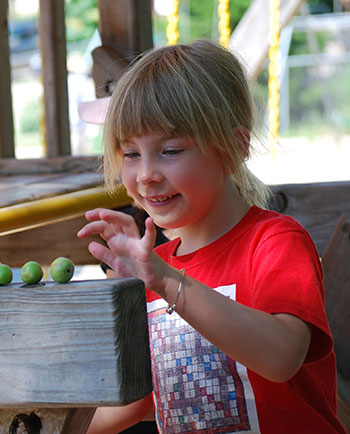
[233,126,250,160]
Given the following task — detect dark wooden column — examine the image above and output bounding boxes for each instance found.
[98,0,153,57]
[0,0,15,158]
[39,0,71,157]
[94,0,153,97]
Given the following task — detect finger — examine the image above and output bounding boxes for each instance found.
[77,220,115,241]
[85,208,107,221]
[100,209,140,239]
[142,217,157,251]
[87,241,117,268]
[87,241,132,278]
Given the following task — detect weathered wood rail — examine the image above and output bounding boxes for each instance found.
[1,180,349,266]
[0,278,152,434]
[270,181,350,255]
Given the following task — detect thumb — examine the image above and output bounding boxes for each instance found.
[143,217,157,251]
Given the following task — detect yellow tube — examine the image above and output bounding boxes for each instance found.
[0,186,132,236]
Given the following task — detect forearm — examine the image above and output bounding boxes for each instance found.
[87,395,153,434]
[160,268,311,383]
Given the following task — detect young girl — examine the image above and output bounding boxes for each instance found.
[78,39,345,433]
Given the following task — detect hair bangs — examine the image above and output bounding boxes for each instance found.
[111,52,206,147]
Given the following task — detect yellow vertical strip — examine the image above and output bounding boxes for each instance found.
[166,0,180,45]
[268,0,281,144]
[218,0,231,47]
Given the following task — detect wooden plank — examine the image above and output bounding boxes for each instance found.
[270,181,350,255]
[337,392,350,433]
[0,0,15,158]
[0,215,103,266]
[0,172,103,208]
[0,279,152,407]
[39,0,71,157]
[321,213,350,380]
[61,408,96,434]
[229,0,306,80]
[0,156,101,175]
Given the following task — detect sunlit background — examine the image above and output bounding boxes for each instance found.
[8,0,350,183]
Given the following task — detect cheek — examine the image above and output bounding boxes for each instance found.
[121,166,135,193]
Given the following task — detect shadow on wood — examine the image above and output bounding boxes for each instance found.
[322,213,350,433]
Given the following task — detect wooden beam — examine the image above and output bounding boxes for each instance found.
[0,156,101,175]
[93,0,153,96]
[322,213,350,380]
[0,0,15,158]
[270,181,350,255]
[61,408,96,434]
[0,215,102,267]
[0,279,152,406]
[39,0,71,157]
[98,0,153,59]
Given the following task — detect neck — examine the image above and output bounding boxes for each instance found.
[176,179,251,256]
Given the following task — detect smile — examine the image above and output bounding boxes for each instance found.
[143,194,179,204]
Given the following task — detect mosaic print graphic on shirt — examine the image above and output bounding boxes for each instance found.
[149,307,258,433]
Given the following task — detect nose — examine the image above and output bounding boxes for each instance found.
[136,157,163,185]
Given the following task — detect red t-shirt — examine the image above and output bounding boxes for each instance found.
[146,206,345,433]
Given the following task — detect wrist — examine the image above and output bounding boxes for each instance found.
[166,268,185,314]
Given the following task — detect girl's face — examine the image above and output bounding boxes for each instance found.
[120,134,232,235]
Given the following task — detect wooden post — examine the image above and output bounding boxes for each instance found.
[39,0,71,157]
[93,0,153,97]
[0,279,152,433]
[0,0,15,158]
[98,0,153,58]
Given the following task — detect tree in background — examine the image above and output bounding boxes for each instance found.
[65,0,99,43]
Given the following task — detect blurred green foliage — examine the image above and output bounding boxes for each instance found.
[64,0,99,43]
[62,0,336,45]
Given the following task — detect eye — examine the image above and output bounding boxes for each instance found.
[163,148,183,156]
[122,151,140,159]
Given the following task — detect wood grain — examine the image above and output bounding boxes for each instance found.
[0,173,103,208]
[0,157,101,176]
[0,0,15,158]
[0,215,103,266]
[270,181,350,255]
[61,408,96,434]
[0,279,152,407]
[39,0,71,157]
[322,214,350,380]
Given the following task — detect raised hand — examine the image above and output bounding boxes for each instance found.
[77,208,168,294]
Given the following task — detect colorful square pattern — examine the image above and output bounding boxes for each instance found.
[149,309,252,433]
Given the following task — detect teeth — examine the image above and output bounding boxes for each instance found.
[149,196,173,202]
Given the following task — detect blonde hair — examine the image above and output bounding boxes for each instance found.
[103,39,271,208]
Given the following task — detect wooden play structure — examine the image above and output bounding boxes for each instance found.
[0,277,152,433]
[0,0,350,432]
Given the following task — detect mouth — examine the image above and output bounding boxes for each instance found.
[142,194,180,204]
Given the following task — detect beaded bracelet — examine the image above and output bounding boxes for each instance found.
[166,268,185,314]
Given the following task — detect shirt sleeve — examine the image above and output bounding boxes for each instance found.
[249,227,333,363]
